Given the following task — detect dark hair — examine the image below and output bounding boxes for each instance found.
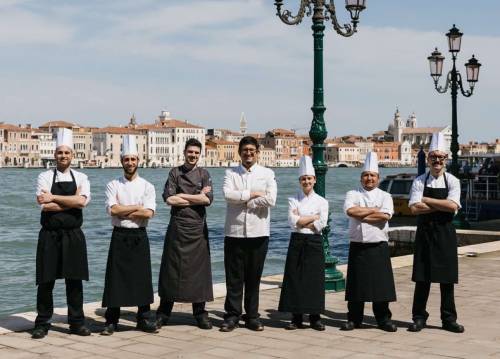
[184,138,202,151]
[238,136,259,153]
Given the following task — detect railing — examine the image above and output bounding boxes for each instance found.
[462,175,499,201]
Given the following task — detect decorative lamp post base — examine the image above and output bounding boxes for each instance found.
[325,255,345,292]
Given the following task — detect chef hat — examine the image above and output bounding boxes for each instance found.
[298,156,315,178]
[362,152,379,174]
[429,132,447,153]
[56,128,73,149]
[122,134,138,157]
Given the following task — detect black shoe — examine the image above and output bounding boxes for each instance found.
[100,323,116,336]
[137,319,159,333]
[442,321,465,333]
[285,320,304,330]
[31,325,49,339]
[155,314,169,329]
[408,319,426,332]
[196,316,213,330]
[310,319,325,331]
[220,320,239,332]
[378,321,397,332]
[340,321,356,331]
[245,318,264,331]
[69,325,91,336]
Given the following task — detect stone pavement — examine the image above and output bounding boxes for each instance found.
[1,241,500,358]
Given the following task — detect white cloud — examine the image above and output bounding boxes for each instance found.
[0,9,73,44]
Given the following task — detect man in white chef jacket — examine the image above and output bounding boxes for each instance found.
[342,152,397,332]
[33,128,91,339]
[100,134,157,335]
[220,136,277,332]
[407,132,464,333]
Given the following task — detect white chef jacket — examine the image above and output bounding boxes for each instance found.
[408,172,461,209]
[36,168,91,207]
[105,175,156,228]
[288,190,329,234]
[343,187,394,243]
[223,164,277,238]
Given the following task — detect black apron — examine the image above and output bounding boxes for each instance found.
[278,233,325,314]
[36,169,88,285]
[345,241,396,302]
[102,227,154,308]
[158,166,213,303]
[412,172,458,284]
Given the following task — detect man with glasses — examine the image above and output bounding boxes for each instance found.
[407,132,464,333]
[220,136,277,332]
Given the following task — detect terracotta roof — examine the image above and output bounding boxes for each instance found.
[92,127,145,135]
[157,119,204,129]
[39,120,80,128]
[0,123,31,132]
[402,127,445,134]
[268,128,295,136]
[207,139,239,146]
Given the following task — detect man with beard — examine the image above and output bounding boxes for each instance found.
[220,136,277,332]
[408,133,464,333]
[100,134,158,335]
[157,138,214,330]
[32,128,91,339]
[342,152,397,332]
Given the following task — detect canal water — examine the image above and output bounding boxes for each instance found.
[0,167,408,318]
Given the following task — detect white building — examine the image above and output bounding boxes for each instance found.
[387,108,452,155]
[139,111,206,167]
[399,140,412,165]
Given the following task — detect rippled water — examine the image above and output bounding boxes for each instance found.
[0,166,408,318]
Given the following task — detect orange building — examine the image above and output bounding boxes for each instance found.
[373,141,400,164]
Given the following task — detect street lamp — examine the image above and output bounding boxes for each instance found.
[274,0,366,291]
[427,25,481,228]
[427,24,481,176]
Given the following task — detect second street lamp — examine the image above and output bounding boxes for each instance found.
[427,24,481,228]
[274,0,366,291]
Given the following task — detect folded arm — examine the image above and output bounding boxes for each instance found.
[362,212,391,224]
[37,189,87,209]
[410,202,436,215]
[110,204,143,217]
[422,197,458,213]
[41,203,67,212]
[177,192,210,205]
[126,208,154,220]
[346,206,378,220]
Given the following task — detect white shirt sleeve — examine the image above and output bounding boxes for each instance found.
[76,172,91,206]
[36,172,51,196]
[247,170,277,209]
[380,192,394,218]
[223,170,250,203]
[105,181,118,216]
[143,182,157,213]
[313,198,329,233]
[343,190,359,215]
[408,178,424,207]
[287,197,299,230]
[446,174,462,209]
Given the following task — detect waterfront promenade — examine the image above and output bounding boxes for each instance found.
[1,241,500,358]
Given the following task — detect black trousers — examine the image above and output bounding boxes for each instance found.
[157,299,207,318]
[347,301,392,325]
[412,281,457,323]
[223,236,269,321]
[35,279,84,327]
[105,305,151,325]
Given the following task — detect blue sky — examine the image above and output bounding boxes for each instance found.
[0,0,499,142]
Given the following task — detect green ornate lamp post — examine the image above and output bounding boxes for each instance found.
[427,25,481,228]
[274,0,366,291]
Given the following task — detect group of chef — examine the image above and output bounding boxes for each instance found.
[31,130,464,339]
